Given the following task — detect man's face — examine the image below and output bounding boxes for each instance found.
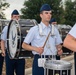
[11,15,20,20]
[40,11,52,22]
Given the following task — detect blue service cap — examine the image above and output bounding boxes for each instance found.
[40,4,51,12]
[50,18,56,23]
[11,9,19,15]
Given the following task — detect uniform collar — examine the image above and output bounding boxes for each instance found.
[38,22,51,36]
[40,22,51,30]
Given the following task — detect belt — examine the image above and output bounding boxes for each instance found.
[34,54,57,59]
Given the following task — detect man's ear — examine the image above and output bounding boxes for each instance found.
[40,13,42,19]
[11,15,13,19]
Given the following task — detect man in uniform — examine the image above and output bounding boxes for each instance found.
[63,23,76,75]
[1,9,25,75]
[50,18,61,60]
[22,4,63,75]
[50,18,57,25]
[0,39,4,75]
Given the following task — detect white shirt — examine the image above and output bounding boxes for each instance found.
[69,23,76,38]
[1,26,8,48]
[24,22,62,55]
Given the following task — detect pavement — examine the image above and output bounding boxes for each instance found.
[25,68,32,75]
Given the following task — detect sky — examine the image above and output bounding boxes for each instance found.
[3,0,75,19]
[3,0,25,19]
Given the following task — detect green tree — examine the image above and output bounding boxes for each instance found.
[20,0,64,23]
[0,0,10,19]
[65,1,76,26]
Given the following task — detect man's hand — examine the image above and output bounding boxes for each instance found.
[57,45,63,55]
[1,50,6,57]
[57,49,63,55]
[34,47,44,55]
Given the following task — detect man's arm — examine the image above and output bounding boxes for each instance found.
[22,42,44,55]
[63,34,76,52]
[1,40,6,56]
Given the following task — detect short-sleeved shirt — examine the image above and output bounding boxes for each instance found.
[1,26,8,48]
[24,22,62,55]
[69,23,76,38]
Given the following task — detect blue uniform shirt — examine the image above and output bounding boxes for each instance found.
[69,23,76,38]
[1,26,8,48]
[24,22,62,55]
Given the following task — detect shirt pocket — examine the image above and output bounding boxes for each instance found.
[36,35,41,40]
[49,35,56,44]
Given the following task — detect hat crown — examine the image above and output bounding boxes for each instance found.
[40,4,51,12]
[11,9,19,15]
[50,18,56,23]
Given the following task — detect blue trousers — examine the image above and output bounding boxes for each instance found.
[0,54,4,75]
[32,55,44,75]
[32,55,60,75]
[74,53,76,75]
[5,52,25,75]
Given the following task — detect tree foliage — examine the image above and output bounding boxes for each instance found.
[64,1,76,26]
[21,0,64,23]
[0,0,10,19]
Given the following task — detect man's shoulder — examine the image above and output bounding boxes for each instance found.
[30,25,38,31]
[73,23,76,28]
[67,23,76,38]
[2,25,8,34]
[3,25,8,30]
[70,23,76,32]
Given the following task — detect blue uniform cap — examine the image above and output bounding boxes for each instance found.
[11,9,19,15]
[50,18,56,23]
[40,4,51,12]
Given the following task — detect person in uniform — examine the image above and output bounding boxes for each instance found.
[50,18,57,25]
[22,4,63,75]
[63,23,76,75]
[50,18,61,60]
[1,9,25,75]
[0,39,4,75]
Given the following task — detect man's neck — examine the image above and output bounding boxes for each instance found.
[42,21,49,26]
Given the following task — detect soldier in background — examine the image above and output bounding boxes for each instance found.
[1,9,25,75]
[0,39,4,75]
[50,18,62,60]
[50,18,57,25]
